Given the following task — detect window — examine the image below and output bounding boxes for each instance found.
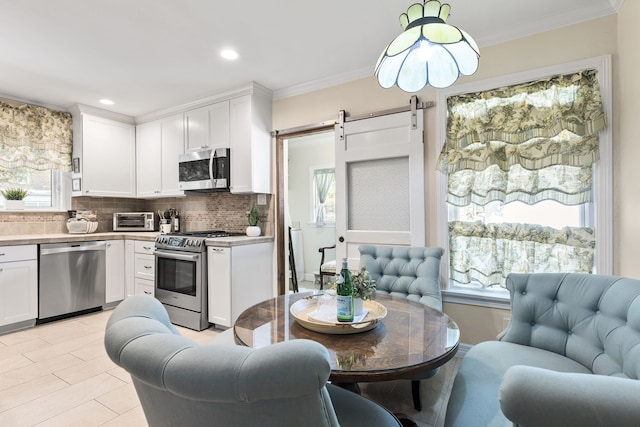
[0,99,72,210]
[436,57,612,302]
[311,167,336,226]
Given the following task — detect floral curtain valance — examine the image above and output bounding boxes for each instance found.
[0,100,72,171]
[437,69,606,175]
[437,69,606,207]
[449,221,595,288]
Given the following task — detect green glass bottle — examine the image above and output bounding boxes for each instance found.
[336,258,354,322]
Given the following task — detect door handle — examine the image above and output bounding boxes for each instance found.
[338,236,345,242]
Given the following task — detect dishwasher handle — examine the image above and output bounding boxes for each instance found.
[40,241,107,256]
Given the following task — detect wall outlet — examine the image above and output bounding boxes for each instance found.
[257,194,267,205]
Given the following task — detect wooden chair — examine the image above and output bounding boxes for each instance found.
[318,244,336,290]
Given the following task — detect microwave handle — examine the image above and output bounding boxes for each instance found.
[209,151,217,183]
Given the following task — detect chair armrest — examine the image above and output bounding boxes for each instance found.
[500,366,640,427]
[319,244,336,269]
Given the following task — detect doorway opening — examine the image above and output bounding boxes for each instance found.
[275,127,335,295]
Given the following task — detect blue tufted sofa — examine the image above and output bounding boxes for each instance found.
[445,273,640,427]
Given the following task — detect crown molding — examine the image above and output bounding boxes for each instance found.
[273,67,373,101]
[135,81,272,124]
[68,103,135,124]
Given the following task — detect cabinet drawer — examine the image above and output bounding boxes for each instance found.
[134,253,155,280]
[134,278,154,296]
[134,241,155,255]
[0,245,37,263]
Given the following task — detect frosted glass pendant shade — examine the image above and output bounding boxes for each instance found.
[375,0,480,92]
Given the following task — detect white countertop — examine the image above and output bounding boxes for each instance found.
[0,232,273,247]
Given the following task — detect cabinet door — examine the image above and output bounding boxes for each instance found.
[185,106,209,151]
[82,115,136,197]
[209,101,230,150]
[0,260,38,326]
[229,95,252,194]
[134,278,154,296]
[124,240,135,297]
[208,246,232,326]
[134,253,155,281]
[186,101,230,152]
[136,121,162,197]
[160,113,185,196]
[105,240,125,303]
[229,94,271,194]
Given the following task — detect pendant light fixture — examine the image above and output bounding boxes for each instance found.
[375,0,480,92]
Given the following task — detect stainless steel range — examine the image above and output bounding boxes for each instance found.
[154,230,238,331]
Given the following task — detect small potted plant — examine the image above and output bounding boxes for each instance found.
[1,188,28,210]
[246,202,261,237]
[352,266,376,316]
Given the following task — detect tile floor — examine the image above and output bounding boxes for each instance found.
[0,307,460,427]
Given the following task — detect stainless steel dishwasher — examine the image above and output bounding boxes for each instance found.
[39,241,106,320]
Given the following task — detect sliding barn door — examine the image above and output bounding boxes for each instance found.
[334,110,425,264]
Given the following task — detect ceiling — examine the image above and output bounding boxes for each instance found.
[0,0,622,118]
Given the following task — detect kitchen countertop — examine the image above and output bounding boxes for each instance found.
[0,232,274,247]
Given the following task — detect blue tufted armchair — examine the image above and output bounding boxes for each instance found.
[104,295,403,427]
[358,244,446,411]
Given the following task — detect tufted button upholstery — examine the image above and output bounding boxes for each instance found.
[503,273,640,379]
[358,245,444,311]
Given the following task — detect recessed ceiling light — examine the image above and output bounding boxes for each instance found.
[220,49,239,60]
[99,98,114,105]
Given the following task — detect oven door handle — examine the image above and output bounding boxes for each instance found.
[154,249,201,262]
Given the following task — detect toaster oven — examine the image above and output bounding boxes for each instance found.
[113,212,155,231]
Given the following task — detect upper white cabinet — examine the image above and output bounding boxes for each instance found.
[229,87,272,194]
[71,106,136,197]
[136,113,185,198]
[185,101,230,152]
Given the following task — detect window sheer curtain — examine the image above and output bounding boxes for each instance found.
[437,70,606,288]
[0,100,72,183]
[314,168,335,225]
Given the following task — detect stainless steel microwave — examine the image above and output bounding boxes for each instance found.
[178,147,230,192]
[113,212,155,231]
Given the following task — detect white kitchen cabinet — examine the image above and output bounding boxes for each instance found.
[0,245,37,328]
[126,240,155,296]
[229,86,272,194]
[207,242,273,327]
[136,113,185,198]
[71,106,136,198]
[105,240,125,304]
[185,101,230,151]
[124,240,135,297]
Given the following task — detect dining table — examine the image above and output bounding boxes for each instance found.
[233,291,460,385]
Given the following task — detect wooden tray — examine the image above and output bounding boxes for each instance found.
[290,296,387,335]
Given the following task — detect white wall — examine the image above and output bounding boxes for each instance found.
[287,132,335,281]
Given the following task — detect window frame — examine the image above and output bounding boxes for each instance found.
[0,169,71,212]
[436,55,613,307]
[309,165,336,227]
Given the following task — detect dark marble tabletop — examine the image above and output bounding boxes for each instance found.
[233,292,460,383]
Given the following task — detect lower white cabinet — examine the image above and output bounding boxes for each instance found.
[0,245,37,328]
[207,242,273,327]
[105,240,125,304]
[126,240,156,296]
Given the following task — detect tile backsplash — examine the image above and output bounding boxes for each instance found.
[0,193,273,236]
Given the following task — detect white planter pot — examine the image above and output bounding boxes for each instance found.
[5,200,25,210]
[354,297,365,316]
[246,226,261,237]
